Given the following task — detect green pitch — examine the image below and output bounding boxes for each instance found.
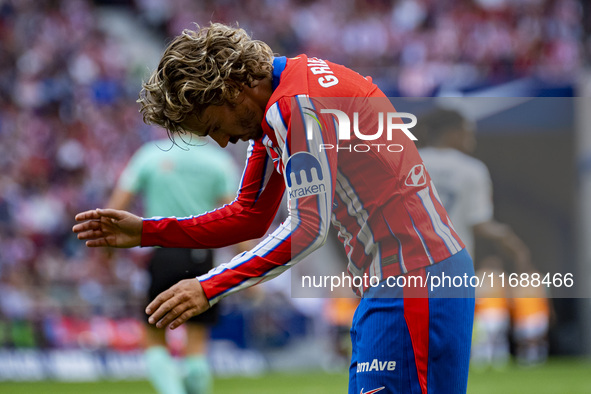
[0,358,589,393]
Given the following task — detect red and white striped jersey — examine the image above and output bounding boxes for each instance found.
[141,55,464,304]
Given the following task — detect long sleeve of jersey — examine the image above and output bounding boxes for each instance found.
[141,140,285,248]
[196,96,338,304]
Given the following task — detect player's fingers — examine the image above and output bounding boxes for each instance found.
[96,208,128,221]
[154,307,184,329]
[146,289,177,321]
[76,230,100,241]
[73,221,102,235]
[75,210,101,221]
[72,224,104,240]
[72,222,88,233]
[152,301,185,328]
[84,238,110,247]
[168,308,199,330]
[145,290,173,313]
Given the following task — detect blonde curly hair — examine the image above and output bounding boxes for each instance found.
[138,23,274,135]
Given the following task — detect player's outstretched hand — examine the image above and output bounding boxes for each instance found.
[73,208,142,248]
[146,279,210,330]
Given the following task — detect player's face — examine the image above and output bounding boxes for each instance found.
[181,98,264,148]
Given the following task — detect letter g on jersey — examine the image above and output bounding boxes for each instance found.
[405,164,427,187]
[285,152,327,199]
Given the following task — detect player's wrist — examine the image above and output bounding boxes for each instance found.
[140,217,158,247]
[195,277,216,307]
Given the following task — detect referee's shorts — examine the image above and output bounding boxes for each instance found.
[147,248,219,326]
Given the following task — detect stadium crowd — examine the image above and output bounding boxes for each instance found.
[0,0,584,351]
[135,0,584,95]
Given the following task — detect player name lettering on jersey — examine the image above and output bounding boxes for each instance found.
[357,359,397,373]
[308,57,339,88]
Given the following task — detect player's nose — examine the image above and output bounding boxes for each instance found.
[210,130,229,148]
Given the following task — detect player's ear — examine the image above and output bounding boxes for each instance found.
[237,79,264,103]
[227,92,246,107]
[248,79,261,88]
[225,81,245,105]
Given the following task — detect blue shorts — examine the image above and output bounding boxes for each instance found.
[349,249,475,394]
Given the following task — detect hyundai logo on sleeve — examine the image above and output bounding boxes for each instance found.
[405,164,427,187]
[285,152,327,199]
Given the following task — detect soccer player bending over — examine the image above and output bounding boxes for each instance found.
[73,23,475,393]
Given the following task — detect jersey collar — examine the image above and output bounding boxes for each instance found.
[272,56,287,91]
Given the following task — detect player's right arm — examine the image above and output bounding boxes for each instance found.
[73,140,284,249]
[140,139,284,248]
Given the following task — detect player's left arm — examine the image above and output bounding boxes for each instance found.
[200,96,338,298]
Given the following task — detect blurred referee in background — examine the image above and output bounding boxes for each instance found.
[107,138,239,394]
